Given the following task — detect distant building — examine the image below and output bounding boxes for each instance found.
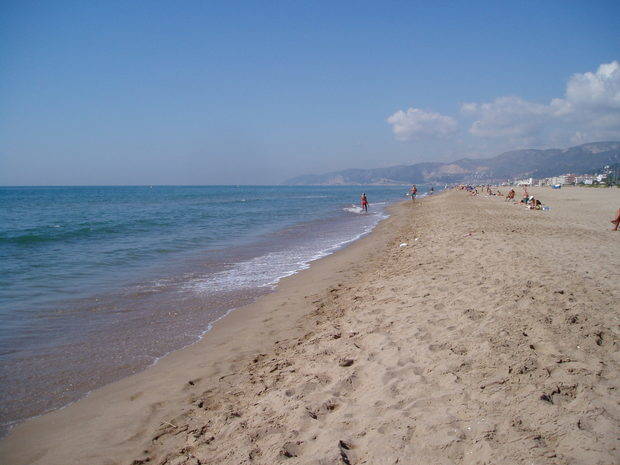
[546,174,576,185]
[515,177,533,186]
[575,174,595,185]
[513,171,611,187]
[548,176,565,185]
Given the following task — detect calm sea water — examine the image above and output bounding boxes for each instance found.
[0,185,417,433]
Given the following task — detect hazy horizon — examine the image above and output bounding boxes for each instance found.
[1,1,619,186]
[1,139,619,187]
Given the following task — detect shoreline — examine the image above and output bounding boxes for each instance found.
[0,190,396,437]
[2,188,618,464]
[0,195,407,465]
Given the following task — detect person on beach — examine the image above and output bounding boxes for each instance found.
[506,189,515,201]
[361,193,369,212]
[409,185,417,201]
[529,198,543,210]
[429,186,434,195]
[612,208,620,231]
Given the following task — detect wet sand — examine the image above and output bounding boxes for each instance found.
[1,187,618,465]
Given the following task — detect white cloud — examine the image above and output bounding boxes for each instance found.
[462,61,620,145]
[565,61,620,110]
[462,96,550,140]
[387,107,457,141]
[387,61,620,154]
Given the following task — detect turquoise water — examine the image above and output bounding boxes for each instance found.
[0,185,418,432]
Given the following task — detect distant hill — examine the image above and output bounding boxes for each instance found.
[283,142,620,185]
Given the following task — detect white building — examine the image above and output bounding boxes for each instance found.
[515,177,533,186]
[548,176,565,186]
[575,175,595,185]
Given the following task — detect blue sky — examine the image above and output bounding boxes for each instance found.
[1,1,619,185]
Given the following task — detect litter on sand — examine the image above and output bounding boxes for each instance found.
[399,243,408,247]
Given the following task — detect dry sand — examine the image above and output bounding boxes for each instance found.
[1,187,619,465]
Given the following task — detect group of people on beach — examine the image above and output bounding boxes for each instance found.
[360,185,619,230]
[507,186,544,210]
[458,184,481,196]
[518,189,544,210]
[457,184,545,210]
[456,184,619,229]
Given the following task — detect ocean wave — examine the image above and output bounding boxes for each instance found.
[185,250,309,294]
[343,204,365,214]
[0,220,170,245]
[186,210,388,296]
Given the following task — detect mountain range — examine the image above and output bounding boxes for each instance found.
[283,142,620,185]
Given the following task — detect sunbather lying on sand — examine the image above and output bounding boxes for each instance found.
[529,198,543,210]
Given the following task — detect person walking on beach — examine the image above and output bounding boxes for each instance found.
[361,193,369,212]
[612,208,620,231]
[429,186,434,195]
[410,185,417,201]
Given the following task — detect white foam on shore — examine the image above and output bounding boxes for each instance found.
[343,204,365,214]
[343,201,387,214]
[186,210,388,296]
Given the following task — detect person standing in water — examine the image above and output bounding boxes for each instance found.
[409,185,417,201]
[360,193,369,212]
[429,186,434,195]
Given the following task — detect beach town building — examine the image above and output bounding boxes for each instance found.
[534,171,610,186]
[574,174,596,185]
[506,167,615,187]
[546,174,576,186]
[515,177,534,186]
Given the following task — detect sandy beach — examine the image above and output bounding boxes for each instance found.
[1,187,618,465]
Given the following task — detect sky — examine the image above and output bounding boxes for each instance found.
[1,1,619,185]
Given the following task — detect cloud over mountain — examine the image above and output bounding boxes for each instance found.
[463,61,620,145]
[387,108,457,141]
[388,61,620,149]
[462,96,550,141]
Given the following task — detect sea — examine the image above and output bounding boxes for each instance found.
[0,185,423,435]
